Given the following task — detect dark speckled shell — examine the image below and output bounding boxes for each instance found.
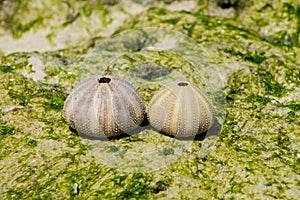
[63,75,145,138]
[147,81,214,137]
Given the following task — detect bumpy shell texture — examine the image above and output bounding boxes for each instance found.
[63,75,145,138]
[147,81,214,137]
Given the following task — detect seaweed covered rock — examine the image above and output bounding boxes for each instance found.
[0,0,299,199]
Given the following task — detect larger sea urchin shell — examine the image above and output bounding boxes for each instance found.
[63,75,145,138]
[147,81,214,137]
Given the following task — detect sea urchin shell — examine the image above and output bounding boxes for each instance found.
[63,75,145,138]
[147,81,214,137]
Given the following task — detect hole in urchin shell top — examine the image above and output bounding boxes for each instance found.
[177,82,189,87]
[98,77,111,83]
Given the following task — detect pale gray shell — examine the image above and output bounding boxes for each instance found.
[63,75,145,138]
[147,81,214,137]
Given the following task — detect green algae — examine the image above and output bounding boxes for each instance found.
[0,0,300,199]
[0,0,114,39]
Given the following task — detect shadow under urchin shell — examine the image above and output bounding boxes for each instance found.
[154,118,222,141]
[70,115,151,141]
[71,127,136,141]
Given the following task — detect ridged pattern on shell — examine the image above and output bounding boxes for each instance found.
[63,75,145,138]
[147,81,214,137]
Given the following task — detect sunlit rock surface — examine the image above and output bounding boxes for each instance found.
[0,0,299,199]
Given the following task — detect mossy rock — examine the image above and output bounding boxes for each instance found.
[0,0,300,199]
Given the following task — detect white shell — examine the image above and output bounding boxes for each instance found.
[147,81,214,137]
[63,75,145,138]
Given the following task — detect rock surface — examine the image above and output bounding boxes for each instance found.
[0,0,300,199]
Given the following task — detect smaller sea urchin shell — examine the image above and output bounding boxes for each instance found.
[147,81,214,137]
[63,75,145,138]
